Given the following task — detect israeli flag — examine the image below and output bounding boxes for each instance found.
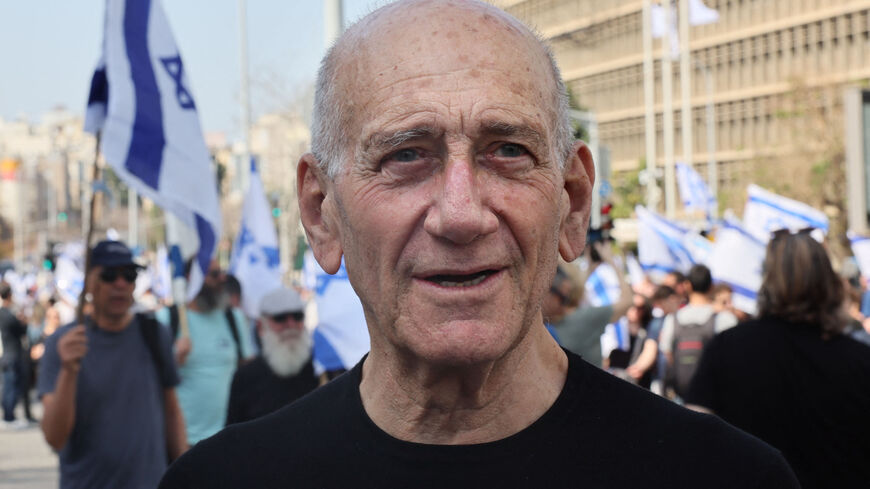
[688,0,720,26]
[229,160,282,318]
[708,217,766,315]
[84,0,221,298]
[303,251,370,375]
[676,162,716,218]
[742,184,828,243]
[848,232,870,279]
[636,205,696,279]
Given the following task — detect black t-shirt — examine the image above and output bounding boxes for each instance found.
[225,356,319,425]
[0,306,26,365]
[686,317,870,489]
[161,350,798,488]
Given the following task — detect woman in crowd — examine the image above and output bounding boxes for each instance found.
[685,229,870,489]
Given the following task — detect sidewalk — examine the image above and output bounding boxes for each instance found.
[0,402,58,489]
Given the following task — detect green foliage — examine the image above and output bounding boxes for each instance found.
[610,159,647,219]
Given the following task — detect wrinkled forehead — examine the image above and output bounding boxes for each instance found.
[333,2,555,116]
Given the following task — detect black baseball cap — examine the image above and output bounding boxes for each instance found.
[90,240,143,269]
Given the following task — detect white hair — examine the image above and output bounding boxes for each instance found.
[310,1,574,179]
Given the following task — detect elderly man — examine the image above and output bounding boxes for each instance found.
[225,287,317,425]
[38,240,186,489]
[160,1,798,487]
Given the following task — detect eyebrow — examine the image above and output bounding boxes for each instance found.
[478,120,547,148]
[361,125,442,154]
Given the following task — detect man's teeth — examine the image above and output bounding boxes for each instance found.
[435,273,489,287]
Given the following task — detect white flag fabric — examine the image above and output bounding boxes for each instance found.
[689,0,720,26]
[85,0,220,298]
[229,160,282,318]
[636,205,695,279]
[303,252,370,375]
[650,2,680,60]
[742,184,828,243]
[676,162,717,218]
[708,218,766,315]
[848,232,870,279]
[165,213,202,303]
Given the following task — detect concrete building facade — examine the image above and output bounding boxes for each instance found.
[496,0,870,214]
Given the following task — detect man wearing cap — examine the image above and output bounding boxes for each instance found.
[38,240,187,489]
[226,287,318,425]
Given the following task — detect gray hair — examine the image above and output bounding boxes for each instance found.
[310,3,574,179]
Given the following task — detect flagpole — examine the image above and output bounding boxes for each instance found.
[76,133,102,323]
[702,63,717,217]
[128,187,138,248]
[662,1,677,219]
[679,0,693,179]
[642,0,658,210]
[238,0,252,193]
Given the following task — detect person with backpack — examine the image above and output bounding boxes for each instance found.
[37,240,187,489]
[155,259,254,445]
[658,264,737,400]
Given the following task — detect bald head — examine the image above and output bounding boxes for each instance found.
[310,0,572,179]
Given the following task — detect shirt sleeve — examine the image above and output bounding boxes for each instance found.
[658,314,675,354]
[36,329,62,398]
[714,311,738,333]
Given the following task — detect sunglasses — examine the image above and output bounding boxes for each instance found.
[99,267,138,284]
[270,311,305,323]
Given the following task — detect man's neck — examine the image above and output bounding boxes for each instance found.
[92,311,132,332]
[688,292,711,306]
[359,324,568,445]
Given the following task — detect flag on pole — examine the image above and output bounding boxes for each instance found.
[676,162,717,218]
[303,252,370,375]
[229,159,282,318]
[84,0,221,298]
[708,217,766,314]
[688,0,720,26]
[635,205,697,278]
[742,184,828,243]
[650,2,680,60]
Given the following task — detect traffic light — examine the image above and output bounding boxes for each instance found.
[271,207,282,218]
[57,211,68,223]
[43,253,56,271]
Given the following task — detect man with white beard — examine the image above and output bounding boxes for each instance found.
[225,287,318,425]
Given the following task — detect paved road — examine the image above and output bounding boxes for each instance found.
[0,403,58,489]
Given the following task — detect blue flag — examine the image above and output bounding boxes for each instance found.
[229,160,282,318]
[84,0,221,297]
[676,162,717,219]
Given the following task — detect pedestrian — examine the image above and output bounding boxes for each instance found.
[1,281,31,427]
[658,264,737,399]
[226,286,318,425]
[37,240,187,489]
[159,1,799,487]
[155,260,254,445]
[686,229,870,488]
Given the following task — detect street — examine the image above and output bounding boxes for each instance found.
[0,403,58,489]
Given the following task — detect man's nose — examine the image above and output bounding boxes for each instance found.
[423,157,498,244]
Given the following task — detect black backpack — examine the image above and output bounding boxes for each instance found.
[669,311,717,398]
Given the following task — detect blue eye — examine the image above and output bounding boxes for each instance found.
[391,148,421,162]
[494,143,527,157]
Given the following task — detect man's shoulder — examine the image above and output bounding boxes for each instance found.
[567,355,796,484]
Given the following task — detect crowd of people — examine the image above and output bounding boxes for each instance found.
[2,0,869,488]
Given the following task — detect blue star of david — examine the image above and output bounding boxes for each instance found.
[160,55,196,110]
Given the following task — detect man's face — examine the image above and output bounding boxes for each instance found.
[301,4,593,366]
[90,265,137,317]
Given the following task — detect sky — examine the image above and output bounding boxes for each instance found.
[0,0,389,141]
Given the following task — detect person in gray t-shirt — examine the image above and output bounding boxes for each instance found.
[37,240,186,489]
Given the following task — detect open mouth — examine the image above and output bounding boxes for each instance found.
[424,269,498,288]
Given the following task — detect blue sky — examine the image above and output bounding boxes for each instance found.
[0,0,387,140]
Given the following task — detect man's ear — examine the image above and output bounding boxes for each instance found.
[558,141,595,262]
[297,153,343,274]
